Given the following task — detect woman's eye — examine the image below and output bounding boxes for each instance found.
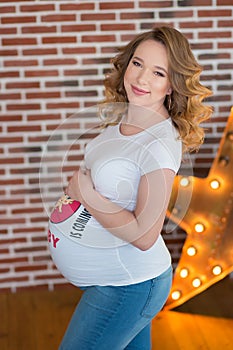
[132,60,141,67]
[154,71,165,77]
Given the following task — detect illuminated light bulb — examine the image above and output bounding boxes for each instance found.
[192,278,201,288]
[180,177,190,187]
[187,246,197,256]
[180,268,189,278]
[194,223,205,233]
[212,265,222,276]
[210,179,220,190]
[171,290,182,300]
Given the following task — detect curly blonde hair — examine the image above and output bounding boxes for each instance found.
[101,26,213,153]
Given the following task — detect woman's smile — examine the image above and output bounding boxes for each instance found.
[131,85,150,96]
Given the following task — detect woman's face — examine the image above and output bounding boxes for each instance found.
[124,39,172,112]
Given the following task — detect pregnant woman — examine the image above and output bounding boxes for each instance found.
[48,26,212,349]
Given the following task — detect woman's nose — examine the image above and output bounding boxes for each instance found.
[137,68,150,85]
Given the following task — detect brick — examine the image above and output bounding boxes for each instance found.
[4,59,38,67]
[140,21,176,31]
[23,48,57,55]
[0,27,17,35]
[82,57,110,65]
[22,25,57,34]
[42,36,76,44]
[0,71,19,78]
[0,49,17,56]
[0,6,15,13]
[25,70,58,77]
[0,276,29,283]
[180,21,213,29]
[198,10,232,17]
[199,53,230,60]
[100,2,134,9]
[62,24,96,32]
[140,1,173,7]
[43,58,77,66]
[84,79,103,87]
[0,93,21,100]
[0,238,26,245]
[15,265,48,272]
[65,90,98,97]
[0,136,23,143]
[64,69,98,76]
[120,12,154,20]
[1,16,36,24]
[2,38,37,46]
[26,92,60,99]
[45,80,78,87]
[218,20,233,28]
[191,43,213,50]
[60,3,95,11]
[62,47,96,55]
[27,113,61,121]
[41,14,76,22]
[0,218,26,225]
[218,63,233,69]
[7,123,41,131]
[13,227,45,234]
[178,0,211,5]
[12,207,44,215]
[81,13,115,21]
[46,102,80,109]
[217,0,233,4]
[82,34,116,43]
[6,81,40,89]
[160,10,193,18]
[199,31,231,39]
[101,23,135,31]
[7,104,41,111]
[20,4,55,12]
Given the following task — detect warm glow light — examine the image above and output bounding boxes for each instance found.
[171,290,182,300]
[192,278,201,288]
[180,268,189,278]
[194,223,205,233]
[187,246,197,256]
[165,107,233,311]
[210,179,220,190]
[227,131,233,141]
[218,155,229,167]
[180,177,190,187]
[212,265,222,276]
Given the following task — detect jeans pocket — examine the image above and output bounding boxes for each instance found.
[140,266,173,318]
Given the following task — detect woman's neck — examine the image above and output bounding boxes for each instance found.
[124,103,169,129]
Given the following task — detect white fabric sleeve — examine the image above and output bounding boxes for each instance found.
[139,138,182,175]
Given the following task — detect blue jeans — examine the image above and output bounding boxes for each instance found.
[59,266,172,350]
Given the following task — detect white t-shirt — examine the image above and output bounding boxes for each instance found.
[49,118,182,286]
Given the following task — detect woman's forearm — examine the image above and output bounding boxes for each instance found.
[80,183,164,251]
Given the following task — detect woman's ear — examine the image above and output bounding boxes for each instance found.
[167,87,172,95]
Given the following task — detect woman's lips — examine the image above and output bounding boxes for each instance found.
[131,85,149,96]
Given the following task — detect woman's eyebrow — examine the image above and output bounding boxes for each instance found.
[154,65,168,74]
[133,56,168,74]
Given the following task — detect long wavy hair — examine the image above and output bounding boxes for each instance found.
[100,26,213,153]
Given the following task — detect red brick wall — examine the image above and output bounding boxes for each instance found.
[1,0,232,292]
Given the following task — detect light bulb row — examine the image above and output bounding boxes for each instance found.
[180,177,221,190]
[171,264,223,301]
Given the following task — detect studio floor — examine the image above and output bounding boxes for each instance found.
[0,276,233,350]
